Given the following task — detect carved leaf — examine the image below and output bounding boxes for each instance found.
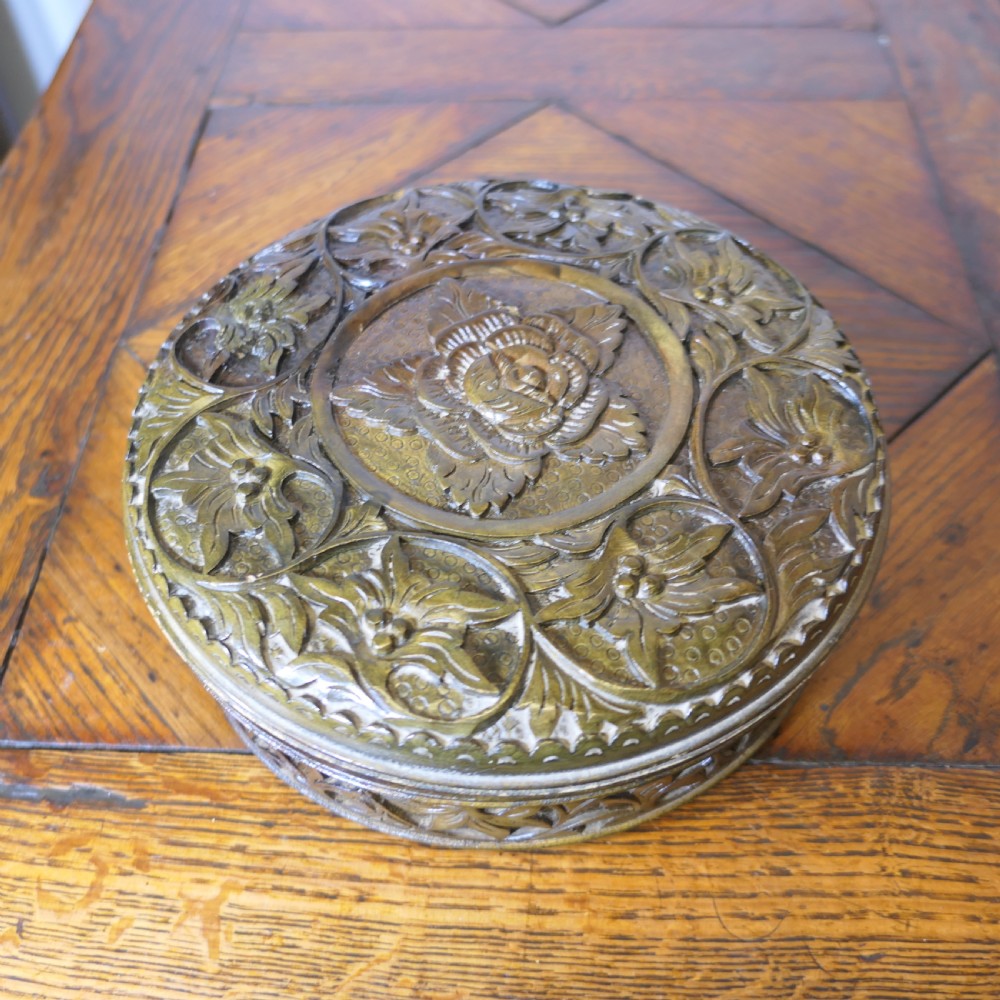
[689,321,739,384]
[830,464,876,549]
[132,360,220,474]
[536,525,639,624]
[554,303,625,372]
[329,355,423,432]
[795,310,860,373]
[642,574,757,625]
[390,631,500,696]
[274,651,355,697]
[257,582,310,656]
[292,572,367,629]
[658,296,691,341]
[426,230,510,262]
[337,500,389,540]
[428,448,540,515]
[250,370,308,438]
[189,588,267,676]
[650,466,700,499]
[767,508,848,622]
[638,523,758,627]
[187,517,231,576]
[650,522,733,578]
[429,278,505,333]
[259,514,294,565]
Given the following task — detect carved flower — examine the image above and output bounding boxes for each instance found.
[292,537,516,721]
[709,368,871,517]
[330,193,464,275]
[151,412,308,573]
[485,183,646,255]
[200,268,329,382]
[651,235,802,351]
[332,280,647,515]
[537,521,758,688]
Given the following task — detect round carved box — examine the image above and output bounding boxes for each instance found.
[124,180,887,847]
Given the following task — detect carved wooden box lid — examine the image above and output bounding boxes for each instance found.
[125,180,887,847]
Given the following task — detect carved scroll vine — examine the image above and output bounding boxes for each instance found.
[126,181,886,778]
[234,708,781,848]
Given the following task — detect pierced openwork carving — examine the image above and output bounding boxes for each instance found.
[125,180,887,846]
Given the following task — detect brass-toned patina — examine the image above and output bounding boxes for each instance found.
[125,180,887,847]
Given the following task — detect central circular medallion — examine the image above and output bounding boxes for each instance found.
[312,259,693,537]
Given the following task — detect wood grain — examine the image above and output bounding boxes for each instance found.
[242,0,536,30]
[579,0,877,28]
[0,750,998,998]
[214,28,897,104]
[0,349,241,749]
[128,102,534,337]
[0,0,244,662]
[579,99,984,334]
[773,356,1000,762]
[875,0,1000,342]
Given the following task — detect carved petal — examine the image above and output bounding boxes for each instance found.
[553,389,645,463]
[741,465,829,518]
[547,380,609,448]
[466,408,551,462]
[650,522,732,581]
[642,575,757,625]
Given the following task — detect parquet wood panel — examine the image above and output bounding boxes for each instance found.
[242,0,537,30]
[215,28,897,104]
[420,106,987,433]
[875,0,1000,342]
[578,0,877,28]
[0,750,998,998]
[0,350,241,749]
[0,0,244,660]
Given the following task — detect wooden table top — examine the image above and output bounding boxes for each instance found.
[1,1,998,996]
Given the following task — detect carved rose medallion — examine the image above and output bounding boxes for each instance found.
[332,279,646,515]
[125,181,887,847]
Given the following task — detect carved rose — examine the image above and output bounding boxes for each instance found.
[709,368,871,517]
[332,280,647,515]
[290,537,516,722]
[537,520,758,688]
